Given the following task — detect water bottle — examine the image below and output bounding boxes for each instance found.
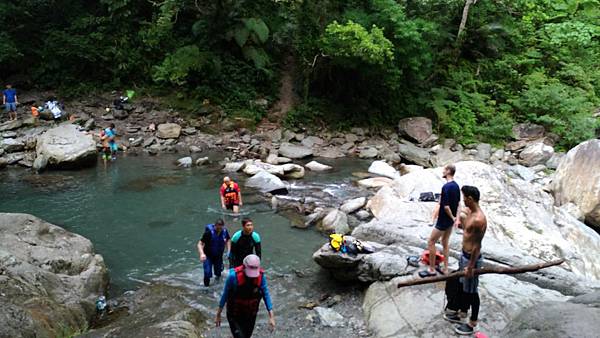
[96,296,107,312]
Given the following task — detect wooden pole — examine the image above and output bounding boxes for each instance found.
[397,259,565,288]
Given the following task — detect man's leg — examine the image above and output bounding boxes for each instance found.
[427,228,444,273]
[241,314,257,338]
[213,255,224,278]
[232,205,240,213]
[227,312,246,338]
[441,228,452,274]
[203,256,213,286]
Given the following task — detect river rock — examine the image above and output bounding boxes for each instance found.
[278,142,313,159]
[157,123,181,139]
[507,164,535,182]
[195,157,209,166]
[2,131,17,138]
[397,117,432,144]
[176,156,192,168]
[545,152,564,170]
[314,307,344,327]
[340,197,366,214]
[0,213,108,338]
[301,136,324,148]
[81,284,206,338]
[500,291,600,338]
[357,177,393,189]
[358,147,378,159]
[282,163,305,179]
[245,170,288,194]
[519,142,554,166]
[318,209,349,234]
[505,140,527,152]
[1,137,25,153]
[36,124,97,170]
[367,160,399,179]
[397,140,431,167]
[223,161,246,172]
[345,133,359,143]
[475,143,492,162]
[552,139,600,229]
[315,146,345,158]
[0,119,23,132]
[305,160,332,171]
[513,122,545,140]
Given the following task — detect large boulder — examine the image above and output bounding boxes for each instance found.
[318,209,350,234]
[157,123,181,139]
[0,213,108,338]
[499,291,600,338]
[278,142,313,159]
[552,139,600,229]
[519,142,554,167]
[305,160,332,171]
[81,284,207,338]
[340,197,366,214]
[36,124,97,170]
[397,140,431,167]
[430,148,464,167]
[245,170,288,194]
[0,119,24,132]
[397,117,433,144]
[367,160,399,179]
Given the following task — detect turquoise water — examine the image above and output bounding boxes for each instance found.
[0,154,337,291]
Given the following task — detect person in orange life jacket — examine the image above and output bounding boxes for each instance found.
[197,219,231,287]
[230,218,261,268]
[216,254,275,337]
[220,176,243,213]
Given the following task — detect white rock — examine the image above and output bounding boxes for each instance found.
[368,160,400,179]
[222,161,246,172]
[519,142,554,166]
[357,177,393,189]
[176,157,192,168]
[319,209,349,234]
[340,197,367,214]
[314,307,344,327]
[305,161,333,171]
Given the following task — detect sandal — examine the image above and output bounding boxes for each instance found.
[418,270,437,278]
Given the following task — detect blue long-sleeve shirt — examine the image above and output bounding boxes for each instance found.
[219,269,273,311]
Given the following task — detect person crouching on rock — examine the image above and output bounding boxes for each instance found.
[197,219,231,287]
[220,176,243,213]
[216,254,275,337]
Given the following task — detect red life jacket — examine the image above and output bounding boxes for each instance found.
[227,266,264,316]
[421,250,445,266]
[222,182,239,205]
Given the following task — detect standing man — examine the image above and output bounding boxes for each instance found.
[444,186,487,335]
[216,254,275,337]
[197,219,231,286]
[3,84,18,121]
[420,164,461,277]
[220,176,243,213]
[230,218,261,268]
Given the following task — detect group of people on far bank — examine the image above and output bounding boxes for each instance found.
[197,177,273,338]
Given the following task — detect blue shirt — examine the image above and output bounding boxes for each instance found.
[3,89,17,103]
[436,181,460,229]
[219,269,273,311]
[104,128,116,144]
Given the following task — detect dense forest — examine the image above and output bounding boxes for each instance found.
[1,0,599,148]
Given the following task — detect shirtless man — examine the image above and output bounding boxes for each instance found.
[447,185,487,335]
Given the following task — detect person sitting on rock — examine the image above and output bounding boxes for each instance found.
[220,176,243,213]
[197,218,231,287]
[216,254,275,337]
[229,218,261,268]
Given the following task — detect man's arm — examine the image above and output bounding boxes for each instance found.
[2,93,5,105]
[237,189,243,206]
[255,242,262,258]
[15,94,18,104]
[197,240,206,261]
[220,195,226,209]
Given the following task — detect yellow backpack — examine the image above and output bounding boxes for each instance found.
[329,234,344,251]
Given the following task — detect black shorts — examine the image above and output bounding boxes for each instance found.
[225,202,239,210]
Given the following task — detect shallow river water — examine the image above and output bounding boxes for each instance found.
[0,154,372,337]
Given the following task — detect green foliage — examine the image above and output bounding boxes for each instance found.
[152,46,219,85]
[321,21,394,65]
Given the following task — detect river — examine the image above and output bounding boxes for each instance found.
[0,154,372,337]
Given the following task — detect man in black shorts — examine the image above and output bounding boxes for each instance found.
[420,164,460,277]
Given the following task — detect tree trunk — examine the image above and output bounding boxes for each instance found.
[397,259,565,288]
[457,0,478,41]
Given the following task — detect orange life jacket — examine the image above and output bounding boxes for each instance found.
[222,182,239,204]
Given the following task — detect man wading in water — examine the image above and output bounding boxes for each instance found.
[444,185,487,335]
[230,218,261,268]
[220,176,243,214]
[421,164,461,277]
